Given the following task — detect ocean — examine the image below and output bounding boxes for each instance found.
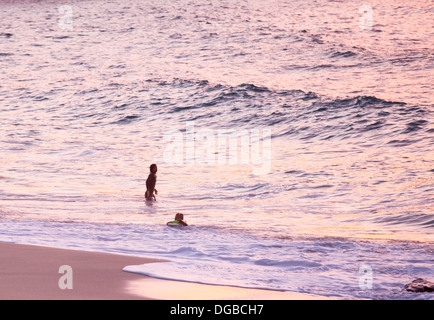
[0,0,433,299]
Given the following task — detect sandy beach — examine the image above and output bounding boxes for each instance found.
[0,242,163,299]
[1,0,432,301]
[0,242,332,300]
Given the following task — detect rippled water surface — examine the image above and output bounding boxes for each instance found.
[0,0,433,299]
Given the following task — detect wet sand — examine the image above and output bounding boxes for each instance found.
[0,242,333,300]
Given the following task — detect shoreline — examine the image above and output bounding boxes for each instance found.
[0,242,334,300]
[0,242,163,300]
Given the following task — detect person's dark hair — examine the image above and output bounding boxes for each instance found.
[150,163,157,171]
[175,213,184,221]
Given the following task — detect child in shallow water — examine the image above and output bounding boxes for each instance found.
[167,213,188,227]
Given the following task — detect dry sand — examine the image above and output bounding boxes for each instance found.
[0,242,333,300]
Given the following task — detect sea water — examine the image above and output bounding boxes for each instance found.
[0,0,433,299]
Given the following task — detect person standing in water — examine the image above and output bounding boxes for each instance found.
[145,164,158,201]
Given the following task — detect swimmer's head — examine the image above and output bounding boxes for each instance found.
[175,213,184,221]
[150,163,157,173]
